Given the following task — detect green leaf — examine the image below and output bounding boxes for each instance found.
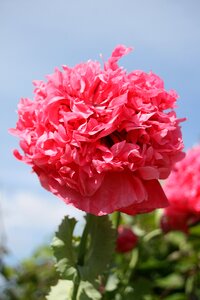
[51,216,77,279]
[78,215,116,282]
[165,232,187,249]
[78,281,101,300]
[105,274,119,292]
[119,279,153,300]
[189,223,200,236]
[46,279,101,300]
[163,293,187,300]
[185,275,195,294]
[46,280,73,300]
[155,273,184,289]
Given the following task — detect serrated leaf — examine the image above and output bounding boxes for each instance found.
[46,280,73,300]
[51,216,77,279]
[78,215,116,281]
[47,280,101,300]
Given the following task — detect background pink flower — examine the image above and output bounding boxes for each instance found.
[161,145,200,233]
[11,45,185,216]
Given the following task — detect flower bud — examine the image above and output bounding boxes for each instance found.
[116,226,138,253]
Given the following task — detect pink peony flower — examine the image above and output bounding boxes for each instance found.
[161,146,200,233]
[10,45,185,216]
[116,226,138,253]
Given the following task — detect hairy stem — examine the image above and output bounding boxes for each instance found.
[77,214,91,266]
[72,214,91,299]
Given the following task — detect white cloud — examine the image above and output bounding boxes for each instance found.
[0,190,85,264]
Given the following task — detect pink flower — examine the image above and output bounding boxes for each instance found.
[10,45,185,216]
[161,146,200,233]
[116,226,138,253]
[160,211,189,233]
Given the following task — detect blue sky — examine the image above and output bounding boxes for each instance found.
[1,0,200,264]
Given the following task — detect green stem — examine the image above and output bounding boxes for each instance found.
[71,214,91,299]
[115,211,121,229]
[71,274,80,300]
[78,214,91,266]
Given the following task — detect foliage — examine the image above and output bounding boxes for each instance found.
[1,212,200,299]
[0,246,58,300]
[102,212,200,300]
[50,215,116,299]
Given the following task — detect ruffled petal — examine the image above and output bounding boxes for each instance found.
[120,180,168,215]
